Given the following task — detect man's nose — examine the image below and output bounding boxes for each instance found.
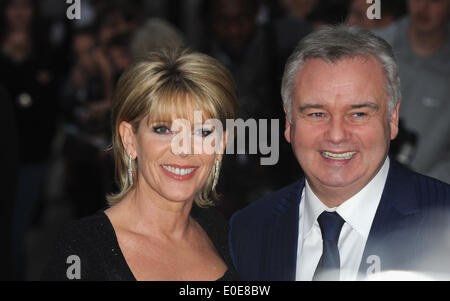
[324,117,350,144]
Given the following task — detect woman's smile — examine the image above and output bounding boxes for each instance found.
[160,164,199,181]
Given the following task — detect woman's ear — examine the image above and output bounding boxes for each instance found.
[119,121,137,158]
[215,130,229,162]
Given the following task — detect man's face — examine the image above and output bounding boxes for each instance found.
[285,57,399,201]
[408,0,450,34]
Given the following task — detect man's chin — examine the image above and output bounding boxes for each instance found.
[314,173,363,190]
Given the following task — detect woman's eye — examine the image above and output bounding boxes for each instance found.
[152,125,172,135]
[194,128,214,137]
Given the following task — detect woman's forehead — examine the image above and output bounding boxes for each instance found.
[146,105,214,125]
[147,93,216,122]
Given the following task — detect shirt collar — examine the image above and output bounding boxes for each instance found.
[303,157,390,240]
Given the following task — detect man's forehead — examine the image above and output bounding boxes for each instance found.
[294,56,385,88]
[292,56,387,107]
[300,55,381,69]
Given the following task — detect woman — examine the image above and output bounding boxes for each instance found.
[42,49,239,280]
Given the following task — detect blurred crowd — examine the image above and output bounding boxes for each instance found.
[0,0,448,280]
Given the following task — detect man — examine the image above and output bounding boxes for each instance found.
[373,0,450,184]
[229,25,450,281]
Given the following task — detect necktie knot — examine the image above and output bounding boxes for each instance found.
[317,211,345,242]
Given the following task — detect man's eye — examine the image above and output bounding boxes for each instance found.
[309,112,325,118]
[152,125,172,135]
[352,112,367,118]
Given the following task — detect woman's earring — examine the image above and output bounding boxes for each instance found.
[128,154,133,186]
[212,160,221,191]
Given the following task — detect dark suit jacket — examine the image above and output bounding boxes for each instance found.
[229,160,450,280]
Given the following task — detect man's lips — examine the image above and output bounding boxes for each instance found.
[320,151,357,160]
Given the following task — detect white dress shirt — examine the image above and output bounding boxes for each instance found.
[295,157,390,281]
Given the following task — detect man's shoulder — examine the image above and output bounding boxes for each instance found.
[230,180,303,227]
[389,160,450,204]
[410,169,450,203]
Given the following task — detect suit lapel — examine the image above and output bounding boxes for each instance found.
[358,161,424,279]
[261,179,304,280]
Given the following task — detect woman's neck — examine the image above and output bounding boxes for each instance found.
[109,187,195,241]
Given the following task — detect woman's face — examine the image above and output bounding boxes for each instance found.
[120,104,225,206]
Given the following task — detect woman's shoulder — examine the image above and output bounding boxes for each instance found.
[40,210,126,280]
[55,211,112,247]
[191,205,229,233]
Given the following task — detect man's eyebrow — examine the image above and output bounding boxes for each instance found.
[298,104,324,112]
[296,102,380,112]
[350,103,379,110]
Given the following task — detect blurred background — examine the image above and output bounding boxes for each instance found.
[0,0,448,280]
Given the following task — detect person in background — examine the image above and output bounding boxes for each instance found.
[229,25,450,281]
[59,27,115,219]
[202,0,306,218]
[346,0,406,30]
[42,49,239,281]
[0,0,58,280]
[95,1,139,50]
[305,0,350,28]
[105,32,134,84]
[374,0,450,184]
[130,18,185,59]
[281,0,319,20]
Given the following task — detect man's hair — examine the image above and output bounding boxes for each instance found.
[281,24,401,123]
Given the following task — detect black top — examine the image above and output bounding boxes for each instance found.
[41,205,238,281]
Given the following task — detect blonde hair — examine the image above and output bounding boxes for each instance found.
[107,48,238,207]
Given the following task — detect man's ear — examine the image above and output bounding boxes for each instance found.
[390,102,401,140]
[119,121,137,158]
[284,107,292,143]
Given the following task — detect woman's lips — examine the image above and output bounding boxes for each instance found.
[160,164,198,181]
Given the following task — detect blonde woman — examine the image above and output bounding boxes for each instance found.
[42,49,238,281]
